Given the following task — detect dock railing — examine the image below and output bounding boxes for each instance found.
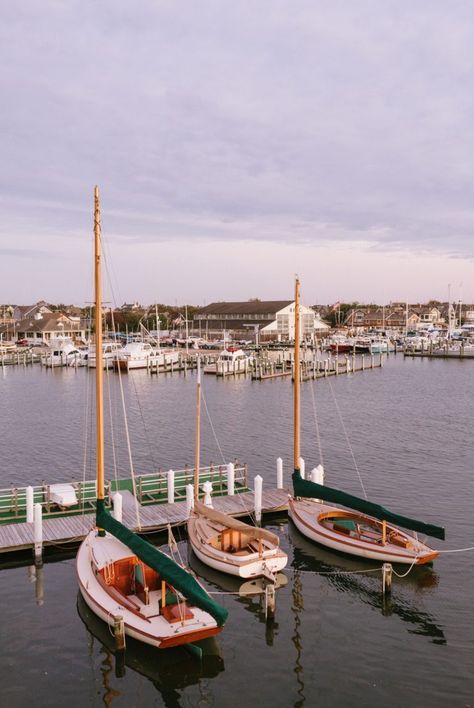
[135,462,249,504]
[0,480,111,524]
[0,462,249,524]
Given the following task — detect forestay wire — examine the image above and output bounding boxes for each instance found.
[327,377,368,500]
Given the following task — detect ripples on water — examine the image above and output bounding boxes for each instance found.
[1,356,473,706]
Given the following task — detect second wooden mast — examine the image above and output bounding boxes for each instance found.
[293,276,301,473]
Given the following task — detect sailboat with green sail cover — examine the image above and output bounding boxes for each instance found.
[76,187,227,648]
[288,277,445,565]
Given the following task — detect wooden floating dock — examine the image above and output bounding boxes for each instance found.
[0,489,289,558]
[404,347,474,359]
[252,352,386,381]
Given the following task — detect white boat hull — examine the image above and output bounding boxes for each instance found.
[77,530,221,649]
[288,498,438,565]
[114,351,180,371]
[190,537,287,578]
[187,515,287,578]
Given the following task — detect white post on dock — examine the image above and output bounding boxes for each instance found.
[254,474,263,523]
[26,485,34,523]
[113,492,123,523]
[114,615,126,652]
[227,462,235,495]
[382,562,393,596]
[33,503,43,565]
[299,457,305,480]
[311,464,324,485]
[276,457,283,489]
[203,480,213,507]
[186,484,194,515]
[167,469,175,504]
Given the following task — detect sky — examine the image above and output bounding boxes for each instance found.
[1,1,474,307]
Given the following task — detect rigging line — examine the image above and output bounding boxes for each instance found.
[309,379,324,466]
[81,316,92,516]
[292,566,381,576]
[199,376,258,524]
[437,546,474,553]
[105,363,118,486]
[127,373,158,473]
[327,377,368,500]
[115,342,142,531]
[201,387,227,464]
[100,222,124,312]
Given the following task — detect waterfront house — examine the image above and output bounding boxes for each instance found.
[14,312,87,344]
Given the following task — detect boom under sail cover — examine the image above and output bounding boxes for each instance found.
[292,470,445,541]
[96,500,228,626]
[193,500,280,545]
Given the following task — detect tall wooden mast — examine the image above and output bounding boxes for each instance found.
[94,186,105,502]
[194,357,201,501]
[293,276,301,472]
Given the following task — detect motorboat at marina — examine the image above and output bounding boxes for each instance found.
[204,347,253,375]
[44,339,86,367]
[87,341,123,368]
[113,341,179,371]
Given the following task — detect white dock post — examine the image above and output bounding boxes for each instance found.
[382,563,393,595]
[114,615,126,652]
[167,469,175,504]
[276,457,283,489]
[311,464,324,484]
[33,503,43,565]
[203,480,213,507]
[299,457,305,480]
[26,485,34,523]
[227,462,235,496]
[254,474,263,523]
[113,492,123,523]
[186,484,194,515]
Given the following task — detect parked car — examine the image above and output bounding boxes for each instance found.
[16,339,29,347]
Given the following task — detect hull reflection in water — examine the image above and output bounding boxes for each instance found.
[289,523,446,645]
[77,594,225,695]
[188,550,287,647]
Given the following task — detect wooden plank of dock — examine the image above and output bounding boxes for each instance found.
[0,489,289,557]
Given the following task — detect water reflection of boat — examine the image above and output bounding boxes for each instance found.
[77,593,225,694]
[289,523,446,645]
[188,550,287,647]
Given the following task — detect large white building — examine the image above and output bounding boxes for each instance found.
[195,300,329,341]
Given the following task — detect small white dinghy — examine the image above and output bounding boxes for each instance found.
[49,483,78,509]
[188,500,288,579]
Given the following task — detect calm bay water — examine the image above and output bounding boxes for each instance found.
[1,355,473,707]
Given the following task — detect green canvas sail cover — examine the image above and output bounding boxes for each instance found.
[292,470,445,541]
[96,500,228,626]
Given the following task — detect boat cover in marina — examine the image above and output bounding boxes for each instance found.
[96,499,228,626]
[292,470,445,541]
[193,500,280,545]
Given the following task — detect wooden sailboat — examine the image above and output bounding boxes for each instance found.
[187,359,287,579]
[288,277,445,565]
[77,187,227,648]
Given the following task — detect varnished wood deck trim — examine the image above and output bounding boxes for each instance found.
[0,489,289,555]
